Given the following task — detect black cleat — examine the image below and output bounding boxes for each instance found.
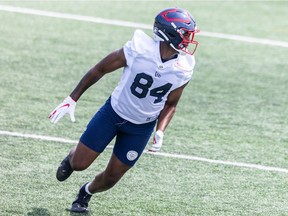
[69,183,92,213]
[56,155,73,181]
[68,203,89,213]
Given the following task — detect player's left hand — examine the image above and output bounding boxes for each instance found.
[149,130,164,152]
[48,96,76,124]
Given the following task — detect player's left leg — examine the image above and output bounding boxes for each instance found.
[70,153,131,213]
[88,152,132,193]
[69,119,156,213]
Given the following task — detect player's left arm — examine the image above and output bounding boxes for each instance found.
[156,82,188,132]
[149,82,189,152]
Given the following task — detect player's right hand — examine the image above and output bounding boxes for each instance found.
[48,96,76,124]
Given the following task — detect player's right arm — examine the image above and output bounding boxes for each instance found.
[70,48,126,101]
[49,48,126,124]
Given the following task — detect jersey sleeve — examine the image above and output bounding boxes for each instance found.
[123,30,154,68]
[123,40,135,68]
[175,54,196,86]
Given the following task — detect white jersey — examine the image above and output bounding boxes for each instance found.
[111,30,195,124]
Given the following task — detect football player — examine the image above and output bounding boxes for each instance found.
[49,7,199,213]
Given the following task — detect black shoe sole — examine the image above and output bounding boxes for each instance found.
[56,155,73,181]
[66,203,89,213]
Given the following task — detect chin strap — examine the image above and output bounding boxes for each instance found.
[154,30,187,55]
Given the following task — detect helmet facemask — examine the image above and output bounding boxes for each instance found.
[153,8,200,56]
[176,27,200,55]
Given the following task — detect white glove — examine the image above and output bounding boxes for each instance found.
[48,96,76,124]
[149,130,164,152]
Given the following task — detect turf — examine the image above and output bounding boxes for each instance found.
[0,1,287,215]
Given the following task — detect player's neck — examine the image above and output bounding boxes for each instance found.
[159,42,178,61]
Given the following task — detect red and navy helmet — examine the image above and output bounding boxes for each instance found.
[153,8,200,55]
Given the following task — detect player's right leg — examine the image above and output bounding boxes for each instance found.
[56,142,101,181]
[56,153,73,182]
[56,97,118,182]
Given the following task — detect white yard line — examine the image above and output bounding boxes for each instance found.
[1,5,288,48]
[1,5,287,174]
[1,130,287,174]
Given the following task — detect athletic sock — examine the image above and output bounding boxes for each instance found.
[85,182,93,195]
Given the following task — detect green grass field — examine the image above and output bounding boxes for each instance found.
[0,1,288,215]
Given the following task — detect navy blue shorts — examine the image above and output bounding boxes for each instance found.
[80,97,156,166]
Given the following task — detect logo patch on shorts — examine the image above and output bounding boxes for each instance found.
[126,150,138,161]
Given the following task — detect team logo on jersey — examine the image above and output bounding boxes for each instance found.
[174,60,192,72]
[127,150,138,161]
[155,71,161,77]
